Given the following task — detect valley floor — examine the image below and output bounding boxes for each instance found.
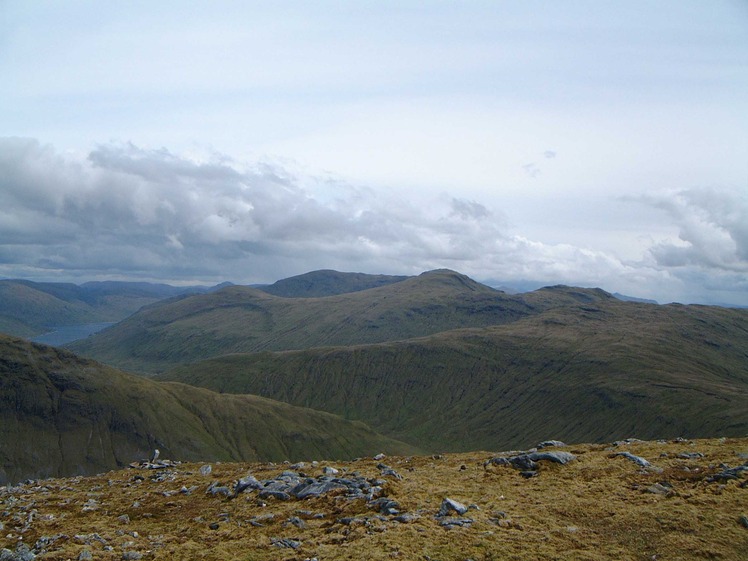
[1,438,747,561]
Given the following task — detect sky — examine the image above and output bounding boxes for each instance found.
[1,1,747,305]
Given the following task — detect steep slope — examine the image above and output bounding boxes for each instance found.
[0,279,217,338]
[0,335,418,485]
[258,269,409,297]
[163,299,748,451]
[69,270,560,375]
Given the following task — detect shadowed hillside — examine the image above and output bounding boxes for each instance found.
[163,298,748,452]
[0,335,418,485]
[70,270,569,375]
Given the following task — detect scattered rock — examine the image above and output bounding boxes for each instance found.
[612,438,644,446]
[209,522,219,530]
[122,552,142,560]
[32,534,67,555]
[77,551,93,561]
[285,516,306,529]
[0,544,35,561]
[271,537,301,549]
[199,465,212,477]
[439,517,473,529]
[438,498,468,517]
[612,451,652,468]
[322,466,339,475]
[129,455,179,470]
[368,497,400,515]
[537,440,566,448]
[373,453,386,461]
[527,451,576,465]
[677,452,704,459]
[206,482,231,497]
[377,463,403,480]
[394,513,418,523]
[706,463,748,483]
[81,499,99,512]
[117,514,130,524]
[234,475,263,494]
[738,515,748,529]
[485,449,575,474]
[645,482,673,496]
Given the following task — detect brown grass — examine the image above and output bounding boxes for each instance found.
[2,438,747,560]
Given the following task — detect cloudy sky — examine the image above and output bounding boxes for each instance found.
[1,1,747,305]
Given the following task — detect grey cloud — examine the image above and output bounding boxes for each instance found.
[1,137,745,306]
[450,198,491,220]
[0,138,515,282]
[640,188,748,272]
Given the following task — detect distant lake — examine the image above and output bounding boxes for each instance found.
[31,322,115,346]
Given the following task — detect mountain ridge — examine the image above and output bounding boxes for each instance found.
[161,297,748,451]
[69,269,556,375]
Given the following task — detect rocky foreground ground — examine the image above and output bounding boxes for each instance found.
[1,438,747,561]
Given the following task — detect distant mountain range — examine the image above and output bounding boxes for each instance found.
[0,278,229,339]
[68,270,606,375]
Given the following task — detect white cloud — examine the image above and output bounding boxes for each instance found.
[0,137,746,306]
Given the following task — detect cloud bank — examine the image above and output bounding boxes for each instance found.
[1,138,745,305]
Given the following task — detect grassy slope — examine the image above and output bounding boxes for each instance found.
[1,438,746,560]
[163,299,748,451]
[258,269,409,297]
[0,335,418,485]
[69,270,605,375]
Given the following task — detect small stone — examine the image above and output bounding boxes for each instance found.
[285,516,306,529]
[645,482,673,496]
[199,465,212,476]
[117,514,130,524]
[373,453,386,461]
[739,514,748,529]
[7,544,35,561]
[271,537,301,549]
[438,498,468,517]
[368,497,400,515]
[439,517,474,528]
[613,452,652,468]
[527,451,576,465]
[209,522,219,530]
[122,552,142,561]
[537,440,566,448]
[394,513,418,523]
[234,475,262,494]
[322,466,339,475]
[78,551,93,561]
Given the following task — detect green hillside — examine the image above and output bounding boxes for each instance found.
[258,269,409,297]
[0,334,418,484]
[70,270,565,375]
[162,298,748,452]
